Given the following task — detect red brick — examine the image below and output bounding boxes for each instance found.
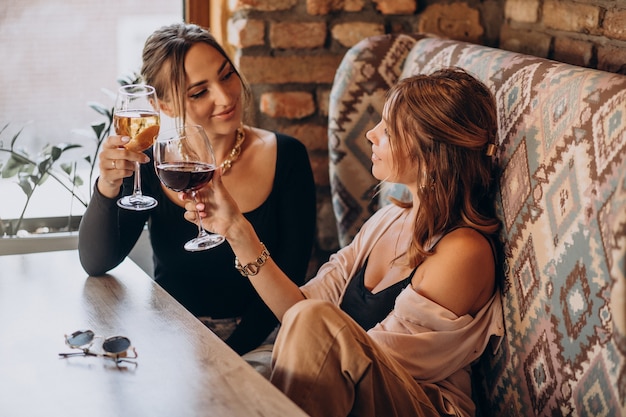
[597,45,626,74]
[543,1,600,33]
[499,24,551,58]
[269,22,327,49]
[554,37,593,67]
[604,8,626,41]
[306,0,364,15]
[238,55,344,84]
[372,0,417,15]
[330,22,385,47]
[418,3,484,43]
[505,0,539,23]
[232,0,297,12]
[227,18,265,48]
[260,91,316,119]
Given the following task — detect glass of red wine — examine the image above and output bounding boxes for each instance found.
[154,125,225,251]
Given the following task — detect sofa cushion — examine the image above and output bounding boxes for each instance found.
[328,34,626,416]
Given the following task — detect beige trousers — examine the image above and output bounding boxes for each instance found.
[270,299,442,417]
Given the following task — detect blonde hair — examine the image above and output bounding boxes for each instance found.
[141,22,252,128]
[384,68,501,268]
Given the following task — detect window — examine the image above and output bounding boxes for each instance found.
[0,0,182,234]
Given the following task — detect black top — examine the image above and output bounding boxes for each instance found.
[340,226,501,331]
[340,257,416,331]
[78,133,316,354]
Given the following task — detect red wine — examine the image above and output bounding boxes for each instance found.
[156,162,216,192]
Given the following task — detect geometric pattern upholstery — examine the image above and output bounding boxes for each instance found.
[328,34,626,417]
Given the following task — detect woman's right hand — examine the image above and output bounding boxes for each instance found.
[180,167,247,241]
[96,135,150,199]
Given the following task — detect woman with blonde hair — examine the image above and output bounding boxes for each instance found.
[79,23,316,356]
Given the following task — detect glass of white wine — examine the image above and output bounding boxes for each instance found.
[113,84,160,210]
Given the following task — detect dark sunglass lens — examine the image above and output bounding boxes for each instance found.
[102,336,131,354]
[67,330,95,347]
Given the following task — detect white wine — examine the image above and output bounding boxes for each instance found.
[113,84,160,211]
[114,110,160,152]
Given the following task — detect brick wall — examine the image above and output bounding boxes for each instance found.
[503,0,626,72]
[220,0,626,269]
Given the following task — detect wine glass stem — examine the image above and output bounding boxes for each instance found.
[192,191,208,238]
[131,161,143,199]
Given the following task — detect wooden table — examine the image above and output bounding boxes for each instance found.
[0,250,308,417]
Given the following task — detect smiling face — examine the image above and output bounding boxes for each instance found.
[181,42,244,138]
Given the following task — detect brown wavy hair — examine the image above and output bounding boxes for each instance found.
[140,22,252,127]
[384,68,501,268]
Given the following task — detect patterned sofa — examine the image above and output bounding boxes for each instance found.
[328,33,626,417]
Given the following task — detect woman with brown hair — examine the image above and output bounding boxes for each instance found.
[78,23,316,356]
[182,67,504,416]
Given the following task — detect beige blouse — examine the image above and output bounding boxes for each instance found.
[300,203,504,417]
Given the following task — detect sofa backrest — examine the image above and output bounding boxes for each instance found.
[328,33,626,416]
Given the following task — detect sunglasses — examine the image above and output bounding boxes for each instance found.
[58,330,138,363]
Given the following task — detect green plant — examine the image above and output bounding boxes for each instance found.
[0,124,85,235]
[0,73,140,236]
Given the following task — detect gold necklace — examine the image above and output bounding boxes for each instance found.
[220,125,245,174]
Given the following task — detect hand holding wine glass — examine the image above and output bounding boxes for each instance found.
[113,84,160,211]
[154,125,225,251]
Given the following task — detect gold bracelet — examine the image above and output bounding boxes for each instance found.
[234,243,270,277]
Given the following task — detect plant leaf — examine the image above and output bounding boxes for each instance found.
[10,127,25,149]
[51,146,62,161]
[88,102,111,117]
[17,174,34,195]
[58,143,82,152]
[60,163,72,175]
[2,153,31,177]
[38,156,52,174]
[92,122,107,139]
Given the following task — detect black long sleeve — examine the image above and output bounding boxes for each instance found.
[78,181,147,276]
[78,133,316,355]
